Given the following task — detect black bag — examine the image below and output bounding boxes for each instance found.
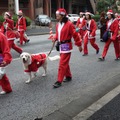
[102,31,110,42]
[55,41,60,51]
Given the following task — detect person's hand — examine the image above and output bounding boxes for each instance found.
[0,61,8,67]
[78,46,82,52]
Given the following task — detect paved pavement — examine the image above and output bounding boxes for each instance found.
[1,24,120,120]
[26,25,120,120]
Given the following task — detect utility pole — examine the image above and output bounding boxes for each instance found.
[15,0,19,14]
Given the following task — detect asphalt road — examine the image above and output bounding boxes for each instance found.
[0,32,120,120]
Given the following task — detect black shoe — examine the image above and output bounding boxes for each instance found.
[25,39,30,44]
[17,41,20,43]
[82,54,88,56]
[63,77,72,82]
[100,39,104,42]
[98,57,105,61]
[115,58,120,61]
[96,49,99,54]
[53,81,62,88]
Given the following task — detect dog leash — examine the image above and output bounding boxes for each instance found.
[47,41,56,56]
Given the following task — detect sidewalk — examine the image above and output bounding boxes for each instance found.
[73,74,120,120]
[26,22,56,36]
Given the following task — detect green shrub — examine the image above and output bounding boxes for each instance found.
[92,14,100,22]
[0,15,31,26]
[0,16,4,23]
[25,16,31,26]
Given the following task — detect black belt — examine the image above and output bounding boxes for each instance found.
[59,39,71,45]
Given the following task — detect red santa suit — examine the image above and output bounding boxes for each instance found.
[101,18,119,59]
[83,19,99,55]
[16,16,27,45]
[117,17,120,57]
[2,15,22,54]
[76,17,86,39]
[0,32,12,93]
[55,19,82,83]
[24,54,47,73]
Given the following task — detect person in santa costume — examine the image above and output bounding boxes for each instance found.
[15,10,29,45]
[99,10,119,61]
[52,8,82,88]
[0,32,12,95]
[76,12,86,40]
[1,12,23,54]
[82,12,99,56]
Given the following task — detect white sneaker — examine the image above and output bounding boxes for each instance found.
[0,91,6,95]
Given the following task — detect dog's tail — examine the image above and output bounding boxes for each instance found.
[48,55,60,61]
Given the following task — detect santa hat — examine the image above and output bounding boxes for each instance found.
[115,13,118,16]
[5,12,11,18]
[85,12,94,16]
[56,8,67,16]
[107,10,113,15]
[79,12,84,15]
[18,10,23,15]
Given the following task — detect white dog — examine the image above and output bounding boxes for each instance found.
[20,52,47,83]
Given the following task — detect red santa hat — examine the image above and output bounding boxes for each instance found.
[79,12,84,15]
[5,12,11,18]
[56,8,67,16]
[18,10,23,15]
[107,10,113,15]
[85,12,94,16]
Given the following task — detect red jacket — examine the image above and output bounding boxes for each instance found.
[106,19,118,41]
[16,17,26,31]
[84,19,97,38]
[0,32,12,64]
[24,54,47,72]
[76,18,86,29]
[1,18,16,40]
[55,21,81,53]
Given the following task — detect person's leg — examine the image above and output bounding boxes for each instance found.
[53,53,71,88]
[99,39,111,61]
[0,74,12,94]
[12,42,23,54]
[83,36,88,55]
[113,40,120,59]
[90,38,99,54]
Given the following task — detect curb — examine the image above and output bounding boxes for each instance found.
[73,84,120,120]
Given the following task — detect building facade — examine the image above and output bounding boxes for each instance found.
[0,0,96,20]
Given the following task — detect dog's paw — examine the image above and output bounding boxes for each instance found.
[25,80,31,84]
[42,73,46,77]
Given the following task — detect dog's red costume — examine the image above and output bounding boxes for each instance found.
[24,54,47,72]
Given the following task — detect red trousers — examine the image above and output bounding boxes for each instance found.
[102,39,119,58]
[19,31,27,45]
[83,36,99,54]
[58,53,72,83]
[0,74,12,92]
[117,37,120,57]
[8,40,22,54]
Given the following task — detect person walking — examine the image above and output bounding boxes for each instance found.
[76,12,86,40]
[99,12,107,42]
[52,8,82,88]
[99,10,119,61]
[0,32,12,95]
[82,12,99,56]
[1,12,22,54]
[15,10,29,45]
